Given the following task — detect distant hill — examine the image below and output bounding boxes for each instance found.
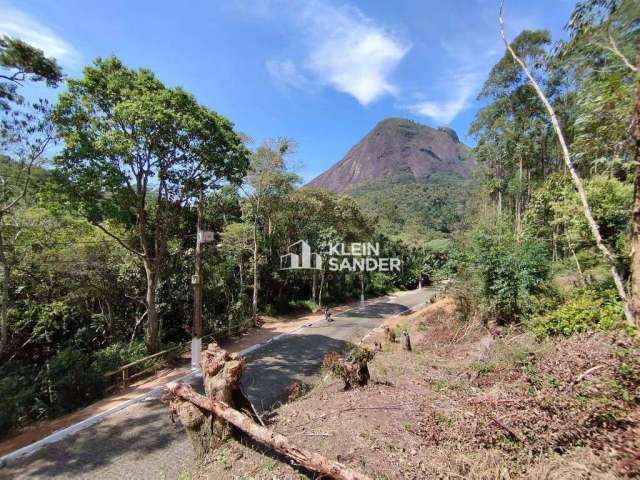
[349,173,476,241]
[307,118,475,193]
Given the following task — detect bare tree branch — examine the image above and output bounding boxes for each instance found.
[90,221,144,257]
[593,33,638,74]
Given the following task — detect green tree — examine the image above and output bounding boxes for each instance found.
[52,57,249,352]
[241,138,299,323]
[472,223,550,323]
[0,36,62,110]
[0,36,62,357]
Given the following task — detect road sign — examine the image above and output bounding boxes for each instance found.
[198,231,215,243]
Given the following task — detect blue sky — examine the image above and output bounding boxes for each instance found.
[1,0,576,182]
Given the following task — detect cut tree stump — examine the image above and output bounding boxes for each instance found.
[166,383,372,480]
[402,332,412,351]
[164,343,373,480]
[323,348,374,390]
[384,326,396,343]
[166,342,259,460]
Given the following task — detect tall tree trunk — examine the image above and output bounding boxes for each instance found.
[312,270,317,303]
[516,157,523,238]
[499,4,634,325]
[318,269,325,308]
[251,220,258,326]
[630,60,640,325]
[0,231,7,357]
[144,261,160,353]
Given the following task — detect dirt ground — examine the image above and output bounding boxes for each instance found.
[190,297,640,480]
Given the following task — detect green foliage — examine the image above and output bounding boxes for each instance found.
[526,174,632,259]
[0,363,38,436]
[47,348,105,416]
[471,224,550,323]
[349,174,474,239]
[0,35,62,109]
[53,56,249,225]
[93,341,147,374]
[530,287,623,337]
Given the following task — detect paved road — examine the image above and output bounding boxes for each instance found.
[242,288,433,410]
[1,289,433,480]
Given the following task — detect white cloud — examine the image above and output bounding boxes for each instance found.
[263,1,410,105]
[265,58,316,92]
[404,70,483,124]
[0,3,80,65]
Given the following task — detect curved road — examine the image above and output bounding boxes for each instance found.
[1,288,433,480]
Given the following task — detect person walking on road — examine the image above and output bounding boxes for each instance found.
[324,306,333,323]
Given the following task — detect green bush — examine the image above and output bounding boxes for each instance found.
[48,348,104,416]
[529,288,623,337]
[472,224,550,323]
[286,299,319,313]
[450,277,482,322]
[366,272,395,296]
[0,364,38,438]
[93,341,147,374]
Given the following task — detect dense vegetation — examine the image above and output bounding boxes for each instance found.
[349,173,476,242]
[453,0,639,335]
[0,39,448,437]
[0,0,638,451]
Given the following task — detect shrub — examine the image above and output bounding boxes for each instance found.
[366,272,396,296]
[0,364,38,438]
[48,348,104,416]
[93,341,147,374]
[529,288,623,337]
[286,299,319,313]
[450,277,482,322]
[472,224,550,323]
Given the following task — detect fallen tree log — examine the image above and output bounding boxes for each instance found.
[165,382,372,480]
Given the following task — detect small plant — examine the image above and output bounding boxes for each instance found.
[322,345,375,390]
[287,382,313,402]
[470,361,496,376]
[433,380,450,392]
[394,323,409,338]
[529,287,623,337]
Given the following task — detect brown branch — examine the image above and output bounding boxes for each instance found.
[166,382,372,480]
[339,403,412,413]
[90,222,144,257]
[574,364,607,383]
[489,415,528,444]
[0,135,49,215]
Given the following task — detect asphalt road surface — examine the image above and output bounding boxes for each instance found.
[242,288,434,411]
[1,288,434,480]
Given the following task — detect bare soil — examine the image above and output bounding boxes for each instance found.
[192,298,640,479]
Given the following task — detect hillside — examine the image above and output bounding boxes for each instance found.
[349,173,476,241]
[307,118,475,193]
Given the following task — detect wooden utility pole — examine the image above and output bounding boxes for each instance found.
[191,190,204,370]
